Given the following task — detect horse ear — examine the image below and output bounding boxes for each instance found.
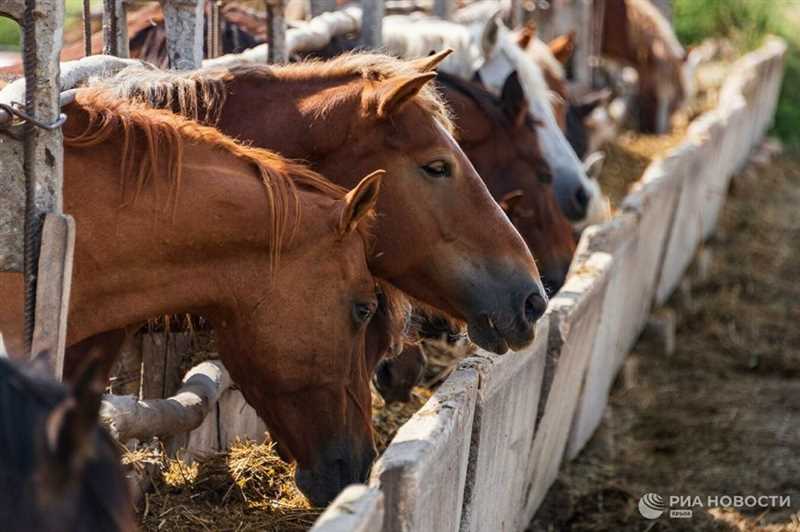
[481,11,503,58]
[45,355,107,474]
[339,170,385,236]
[499,190,525,215]
[409,49,454,73]
[500,72,529,128]
[374,73,437,118]
[515,22,537,50]
[548,31,576,65]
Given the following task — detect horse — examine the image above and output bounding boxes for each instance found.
[601,0,689,133]
[0,89,402,506]
[374,71,577,404]
[0,353,135,532]
[94,52,547,355]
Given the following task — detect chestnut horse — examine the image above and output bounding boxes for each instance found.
[0,354,135,532]
[0,90,398,506]
[96,52,547,354]
[375,71,577,403]
[601,0,688,133]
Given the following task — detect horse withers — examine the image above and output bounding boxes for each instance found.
[0,354,135,532]
[0,91,401,506]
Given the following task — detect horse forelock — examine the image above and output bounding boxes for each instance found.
[66,88,346,272]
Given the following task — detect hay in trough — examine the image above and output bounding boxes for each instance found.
[126,441,321,532]
[372,386,434,452]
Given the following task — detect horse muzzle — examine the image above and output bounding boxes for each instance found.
[294,438,377,507]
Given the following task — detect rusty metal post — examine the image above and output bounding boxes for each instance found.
[360,0,383,49]
[161,0,204,70]
[310,0,336,18]
[83,0,92,55]
[265,0,288,64]
[103,0,129,57]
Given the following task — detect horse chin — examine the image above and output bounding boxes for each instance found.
[294,439,376,507]
[467,314,514,354]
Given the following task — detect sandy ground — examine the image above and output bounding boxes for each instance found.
[529,149,800,532]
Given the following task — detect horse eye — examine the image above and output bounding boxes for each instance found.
[353,302,376,324]
[536,160,553,184]
[421,160,452,178]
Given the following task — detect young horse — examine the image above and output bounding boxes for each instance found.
[601,0,688,133]
[0,90,396,506]
[0,355,135,532]
[95,52,547,354]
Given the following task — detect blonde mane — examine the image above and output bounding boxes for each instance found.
[65,88,347,271]
[93,52,454,132]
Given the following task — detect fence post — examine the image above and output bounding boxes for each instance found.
[102,0,129,57]
[161,0,205,70]
[206,0,221,59]
[508,0,522,28]
[309,0,336,18]
[265,0,288,63]
[433,0,453,21]
[361,0,383,49]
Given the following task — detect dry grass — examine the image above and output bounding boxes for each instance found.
[529,150,800,531]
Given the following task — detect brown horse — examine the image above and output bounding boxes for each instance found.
[96,52,547,354]
[0,354,135,532]
[601,0,688,133]
[0,90,399,506]
[375,71,577,404]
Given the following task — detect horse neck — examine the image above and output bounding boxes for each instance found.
[62,140,294,346]
[217,73,359,161]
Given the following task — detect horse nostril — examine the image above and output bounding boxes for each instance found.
[524,289,548,324]
[574,185,590,213]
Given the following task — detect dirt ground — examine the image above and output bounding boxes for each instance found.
[529,150,800,531]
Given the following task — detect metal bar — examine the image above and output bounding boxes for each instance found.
[360,0,383,49]
[103,0,129,57]
[162,0,205,70]
[508,0,522,28]
[309,0,336,18]
[83,0,92,56]
[265,0,287,64]
[20,0,66,377]
[433,0,453,21]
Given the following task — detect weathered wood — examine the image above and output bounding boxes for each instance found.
[161,0,204,70]
[310,485,384,532]
[206,0,221,59]
[30,213,75,378]
[360,0,382,49]
[0,0,22,20]
[141,332,192,399]
[102,0,129,57]
[101,360,232,442]
[265,0,288,63]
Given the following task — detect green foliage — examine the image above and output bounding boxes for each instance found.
[674,0,800,147]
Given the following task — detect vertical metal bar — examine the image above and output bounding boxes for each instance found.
[206,0,221,58]
[310,0,336,18]
[265,0,287,64]
[83,0,92,56]
[20,0,66,376]
[162,0,205,69]
[360,0,383,49]
[508,0,523,28]
[433,0,453,21]
[103,0,129,57]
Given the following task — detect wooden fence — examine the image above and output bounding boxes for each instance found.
[311,36,788,531]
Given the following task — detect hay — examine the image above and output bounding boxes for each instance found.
[126,441,321,532]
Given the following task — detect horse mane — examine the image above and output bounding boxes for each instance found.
[66,88,348,272]
[94,52,454,132]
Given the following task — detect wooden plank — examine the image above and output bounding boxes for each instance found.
[30,213,75,379]
[311,485,384,532]
[309,0,336,18]
[102,0,129,57]
[141,332,192,399]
